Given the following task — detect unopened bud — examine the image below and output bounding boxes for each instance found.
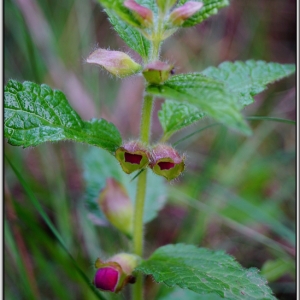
[150,144,185,180]
[169,1,203,26]
[142,61,174,85]
[115,141,150,174]
[94,253,140,293]
[124,0,153,27]
[99,178,133,237]
[86,49,142,78]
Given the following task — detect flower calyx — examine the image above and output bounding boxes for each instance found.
[86,49,142,78]
[93,253,140,293]
[124,0,153,27]
[98,178,133,237]
[115,141,150,174]
[142,61,174,85]
[150,144,185,180]
[169,1,204,27]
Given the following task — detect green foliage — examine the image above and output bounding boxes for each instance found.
[261,259,295,282]
[177,0,230,27]
[82,147,166,226]
[4,80,122,153]
[107,12,151,60]
[158,100,205,141]
[97,0,141,27]
[6,156,107,300]
[147,73,251,135]
[136,244,276,300]
[202,60,296,106]
[159,288,224,300]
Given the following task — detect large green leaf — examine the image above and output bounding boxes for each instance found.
[177,0,229,27]
[107,11,151,60]
[158,100,205,141]
[147,73,251,135]
[4,80,122,153]
[202,60,296,106]
[82,147,166,226]
[136,244,276,300]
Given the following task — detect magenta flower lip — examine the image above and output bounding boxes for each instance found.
[124,152,143,164]
[93,254,140,293]
[94,266,120,292]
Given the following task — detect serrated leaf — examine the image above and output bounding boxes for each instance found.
[98,0,141,28]
[147,73,251,135]
[82,147,166,226]
[158,100,205,140]
[177,0,229,27]
[107,11,151,60]
[4,80,122,153]
[136,244,276,300]
[202,60,296,106]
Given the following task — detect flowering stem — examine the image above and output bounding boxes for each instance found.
[132,10,165,299]
[132,93,152,300]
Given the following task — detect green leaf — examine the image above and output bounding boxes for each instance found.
[82,147,167,226]
[158,100,205,141]
[147,73,251,135]
[136,244,276,300]
[159,288,224,300]
[98,0,142,28]
[202,60,296,106]
[4,80,122,153]
[107,11,151,60]
[177,0,229,27]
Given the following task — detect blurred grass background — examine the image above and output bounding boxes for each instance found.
[4,0,296,299]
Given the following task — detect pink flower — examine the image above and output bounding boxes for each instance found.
[169,1,203,26]
[124,0,153,27]
[86,49,141,78]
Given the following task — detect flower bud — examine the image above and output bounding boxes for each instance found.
[98,178,133,237]
[169,1,203,26]
[124,0,153,27]
[156,0,177,14]
[86,49,142,78]
[142,61,174,85]
[115,141,150,174]
[150,144,185,180]
[94,253,140,293]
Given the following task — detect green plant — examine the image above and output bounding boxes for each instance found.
[4,0,295,299]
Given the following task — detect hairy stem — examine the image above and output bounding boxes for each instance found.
[132,94,153,300]
[132,11,164,299]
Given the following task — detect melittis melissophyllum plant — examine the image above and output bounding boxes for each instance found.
[4,0,295,299]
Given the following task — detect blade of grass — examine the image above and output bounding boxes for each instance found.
[169,188,293,260]
[5,154,107,300]
[5,219,37,299]
[247,116,296,125]
[173,116,295,146]
[173,123,220,146]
